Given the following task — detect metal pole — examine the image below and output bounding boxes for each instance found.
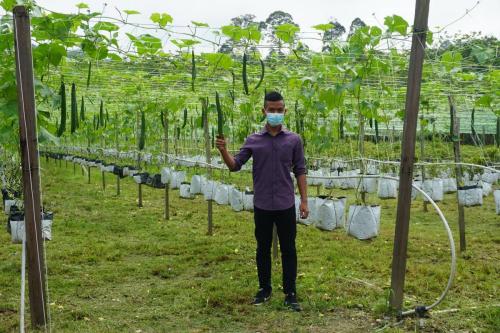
[390,0,430,312]
[13,5,48,328]
[202,100,213,235]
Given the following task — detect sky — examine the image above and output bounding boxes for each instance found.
[4,0,498,52]
[32,0,499,37]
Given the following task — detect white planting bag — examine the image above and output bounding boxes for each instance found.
[298,197,320,225]
[458,186,483,206]
[494,190,500,215]
[316,197,347,231]
[189,175,203,195]
[4,199,16,214]
[243,190,254,211]
[169,171,186,189]
[229,187,244,212]
[481,171,498,184]
[411,180,422,201]
[214,184,230,205]
[360,177,377,193]
[346,205,381,240]
[422,179,444,202]
[42,214,53,241]
[339,171,357,190]
[377,178,397,199]
[179,183,194,199]
[443,178,457,193]
[481,181,492,197]
[203,180,217,201]
[160,167,172,184]
[9,218,24,244]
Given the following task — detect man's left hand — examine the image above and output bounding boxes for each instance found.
[299,201,309,219]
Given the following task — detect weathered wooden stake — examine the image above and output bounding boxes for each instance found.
[13,5,48,328]
[450,96,466,252]
[116,174,120,196]
[202,100,213,235]
[138,183,143,208]
[101,171,106,191]
[390,0,430,312]
[164,112,170,220]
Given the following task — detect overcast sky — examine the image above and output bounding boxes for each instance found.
[33,0,499,36]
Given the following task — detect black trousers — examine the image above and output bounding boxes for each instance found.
[254,205,297,294]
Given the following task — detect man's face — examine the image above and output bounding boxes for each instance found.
[262,100,287,116]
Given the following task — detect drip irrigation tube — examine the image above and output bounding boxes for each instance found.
[307,174,456,317]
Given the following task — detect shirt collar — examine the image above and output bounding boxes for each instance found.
[259,124,288,135]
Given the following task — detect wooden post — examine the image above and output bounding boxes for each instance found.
[13,5,48,328]
[390,0,430,312]
[164,113,170,220]
[419,116,428,212]
[73,161,76,175]
[101,171,106,191]
[202,100,213,235]
[450,97,466,252]
[87,166,91,184]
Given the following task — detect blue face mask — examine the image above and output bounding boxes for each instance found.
[266,112,284,127]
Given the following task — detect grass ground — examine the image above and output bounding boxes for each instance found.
[0,158,499,332]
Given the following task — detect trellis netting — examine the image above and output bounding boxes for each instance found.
[494,190,500,215]
[346,205,381,240]
[422,178,444,202]
[377,177,398,199]
[315,197,347,231]
[180,182,194,199]
[458,185,483,206]
[229,187,244,212]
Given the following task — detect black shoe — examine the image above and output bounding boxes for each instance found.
[284,292,302,312]
[252,288,272,305]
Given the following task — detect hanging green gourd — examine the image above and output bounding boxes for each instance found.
[496,117,500,148]
[471,108,476,137]
[160,110,166,129]
[242,53,249,95]
[375,119,379,144]
[294,100,300,134]
[215,92,223,137]
[138,110,146,150]
[70,83,77,133]
[339,112,344,139]
[253,59,265,91]
[56,81,66,137]
[93,114,97,131]
[105,108,109,128]
[176,126,181,140]
[80,96,85,122]
[211,127,215,148]
[86,61,91,88]
[369,117,373,129]
[99,100,104,127]
[191,49,196,92]
[182,108,187,128]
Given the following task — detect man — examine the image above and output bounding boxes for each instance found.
[215,91,309,312]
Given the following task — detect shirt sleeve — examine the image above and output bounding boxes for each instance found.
[232,137,253,172]
[292,135,306,177]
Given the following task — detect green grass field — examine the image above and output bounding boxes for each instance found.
[0,159,499,332]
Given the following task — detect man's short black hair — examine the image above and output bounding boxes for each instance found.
[264,91,284,106]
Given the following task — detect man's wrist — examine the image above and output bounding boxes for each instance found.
[300,197,308,203]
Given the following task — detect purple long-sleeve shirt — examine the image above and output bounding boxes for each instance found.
[231,126,306,211]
